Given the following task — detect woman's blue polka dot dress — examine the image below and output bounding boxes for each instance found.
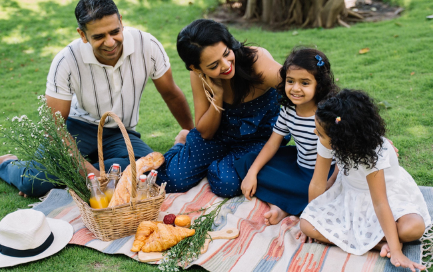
[156,88,280,197]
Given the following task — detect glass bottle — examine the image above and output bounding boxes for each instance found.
[137,175,148,200]
[87,173,109,209]
[104,163,121,203]
[148,170,158,197]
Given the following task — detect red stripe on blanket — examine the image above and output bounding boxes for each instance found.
[361,252,378,272]
[266,217,300,259]
[160,192,186,212]
[69,228,96,245]
[69,215,82,224]
[54,205,75,219]
[287,243,329,272]
[341,254,351,272]
[179,183,219,219]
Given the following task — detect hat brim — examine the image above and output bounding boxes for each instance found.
[0,217,73,268]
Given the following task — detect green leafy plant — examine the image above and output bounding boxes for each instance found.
[158,198,230,271]
[0,96,90,201]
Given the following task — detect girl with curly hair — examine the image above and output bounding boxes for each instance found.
[235,47,339,225]
[300,89,431,271]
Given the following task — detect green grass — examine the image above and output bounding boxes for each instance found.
[1,0,432,270]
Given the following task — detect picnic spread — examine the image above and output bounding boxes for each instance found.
[15,179,432,272]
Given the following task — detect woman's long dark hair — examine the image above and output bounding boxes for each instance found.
[177,19,263,106]
[277,47,339,107]
[316,89,386,175]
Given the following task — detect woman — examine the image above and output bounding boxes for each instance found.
[156,19,283,197]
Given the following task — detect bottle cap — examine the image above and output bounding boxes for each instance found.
[113,163,120,169]
[139,175,147,181]
[87,173,95,179]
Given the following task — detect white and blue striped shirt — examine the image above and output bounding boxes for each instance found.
[273,106,334,169]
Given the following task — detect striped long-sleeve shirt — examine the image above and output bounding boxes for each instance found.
[45,27,170,130]
[273,106,334,169]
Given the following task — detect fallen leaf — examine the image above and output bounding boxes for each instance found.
[393,35,399,38]
[359,48,370,54]
[410,72,415,76]
[35,68,39,72]
[11,103,15,105]
[377,101,392,109]
[9,68,13,71]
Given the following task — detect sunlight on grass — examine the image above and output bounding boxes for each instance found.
[40,45,65,57]
[406,125,431,139]
[2,28,31,44]
[147,131,165,138]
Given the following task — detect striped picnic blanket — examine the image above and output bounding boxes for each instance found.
[32,179,433,272]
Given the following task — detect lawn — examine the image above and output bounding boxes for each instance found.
[0,0,432,271]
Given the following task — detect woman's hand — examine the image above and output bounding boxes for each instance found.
[202,75,224,99]
[390,251,426,272]
[241,172,258,200]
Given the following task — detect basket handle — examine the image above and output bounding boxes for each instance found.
[97,112,137,199]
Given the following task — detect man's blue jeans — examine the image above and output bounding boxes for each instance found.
[0,118,153,197]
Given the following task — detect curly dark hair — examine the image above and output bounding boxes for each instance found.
[177,19,263,106]
[276,47,339,107]
[315,89,387,175]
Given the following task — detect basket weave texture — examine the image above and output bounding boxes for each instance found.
[69,111,165,241]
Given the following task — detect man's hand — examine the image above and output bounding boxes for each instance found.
[174,129,190,145]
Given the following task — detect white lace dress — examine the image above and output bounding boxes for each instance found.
[300,139,431,255]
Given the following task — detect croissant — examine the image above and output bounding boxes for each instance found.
[130,221,195,252]
[130,221,159,252]
[108,152,165,207]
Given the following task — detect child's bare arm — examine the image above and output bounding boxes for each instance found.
[241,132,283,200]
[326,164,339,190]
[308,155,332,202]
[367,170,425,271]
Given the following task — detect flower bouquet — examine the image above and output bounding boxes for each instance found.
[0,95,90,201]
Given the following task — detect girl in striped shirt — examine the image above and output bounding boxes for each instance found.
[235,47,339,225]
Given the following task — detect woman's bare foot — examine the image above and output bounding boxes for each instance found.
[0,154,18,164]
[264,204,288,225]
[174,129,190,145]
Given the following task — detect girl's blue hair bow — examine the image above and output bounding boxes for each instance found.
[315,55,325,67]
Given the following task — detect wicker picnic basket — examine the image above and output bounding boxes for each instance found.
[69,111,165,241]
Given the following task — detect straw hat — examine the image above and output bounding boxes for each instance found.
[0,209,73,268]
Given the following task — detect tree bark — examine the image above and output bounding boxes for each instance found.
[239,0,360,29]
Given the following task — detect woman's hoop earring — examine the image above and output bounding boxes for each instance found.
[199,73,224,112]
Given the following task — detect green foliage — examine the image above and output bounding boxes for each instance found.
[0,97,90,201]
[0,0,432,271]
[159,199,229,271]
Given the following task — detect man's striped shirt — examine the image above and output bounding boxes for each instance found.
[45,27,170,130]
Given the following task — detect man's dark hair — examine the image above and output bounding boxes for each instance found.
[75,0,120,31]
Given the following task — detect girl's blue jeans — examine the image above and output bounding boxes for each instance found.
[0,118,152,197]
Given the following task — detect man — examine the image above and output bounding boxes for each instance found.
[0,0,193,197]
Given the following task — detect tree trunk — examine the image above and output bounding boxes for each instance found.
[240,0,358,29]
[243,0,257,19]
[262,0,272,23]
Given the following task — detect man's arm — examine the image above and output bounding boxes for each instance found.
[153,68,194,130]
[45,95,100,176]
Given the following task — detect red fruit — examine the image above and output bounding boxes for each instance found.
[163,214,176,225]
